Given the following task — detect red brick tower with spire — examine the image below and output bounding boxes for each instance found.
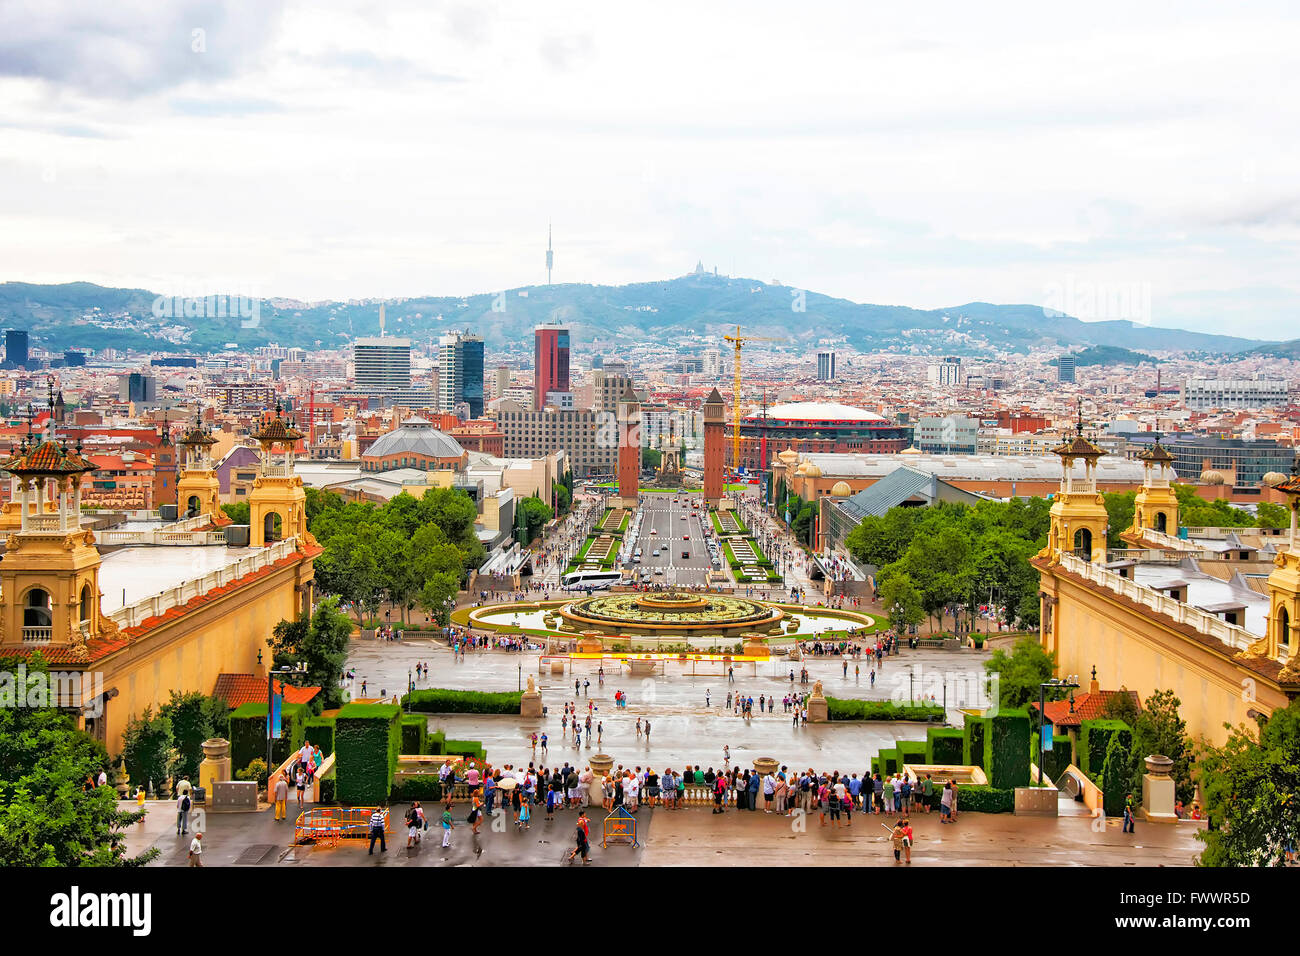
[703,387,726,507]
[616,385,641,507]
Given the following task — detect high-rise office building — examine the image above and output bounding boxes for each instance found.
[118,372,157,404]
[816,349,837,381]
[534,323,570,410]
[353,337,412,391]
[493,365,511,399]
[702,348,722,378]
[926,356,962,387]
[439,331,485,419]
[5,330,29,369]
[1057,355,1077,384]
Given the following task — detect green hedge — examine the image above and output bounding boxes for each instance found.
[897,740,927,768]
[445,739,487,762]
[401,689,523,714]
[425,731,447,755]
[964,716,988,771]
[954,785,1016,813]
[334,703,401,806]
[1080,719,1132,780]
[879,748,900,776]
[826,698,945,722]
[318,774,335,804]
[303,717,335,758]
[400,715,428,755]
[391,776,445,802]
[926,727,965,765]
[230,701,306,773]
[985,709,1031,790]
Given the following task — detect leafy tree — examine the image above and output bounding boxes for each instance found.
[305,486,344,523]
[1103,490,1136,547]
[221,501,250,524]
[1198,700,1300,866]
[878,573,923,631]
[270,597,353,710]
[517,495,554,544]
[983,635,1059,710]
[419,572,460,626]
[159,691,228,782]
[1255,501,1289,530]
[1172,483,1255,528]
[555,483,572,516]
[1101,731,1134,816]
[120,706,176,796]
[0,653,154,866]
[1132,689,1194,804]
[642,447,662,471]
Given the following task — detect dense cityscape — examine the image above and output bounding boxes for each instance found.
[1,0,1296,937]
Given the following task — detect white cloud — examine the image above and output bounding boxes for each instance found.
[0,0,1298,337]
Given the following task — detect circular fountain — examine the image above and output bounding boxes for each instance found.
[557,590,784,639]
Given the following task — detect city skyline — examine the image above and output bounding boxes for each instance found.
[1,2,1298,337]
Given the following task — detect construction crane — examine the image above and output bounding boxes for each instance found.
[722,325,782,472]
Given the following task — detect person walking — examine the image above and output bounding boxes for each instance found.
[1123,793,1137,833]
[273,773,289,822]
[567,810,591,864]
[890,820,906,863]
[940,781,955,823]
[176,788,192,835]
[295,766,307,812]
[368,807,387,854]
[901,818,914,864]
[187,831,203,867]
[441,802,455,847]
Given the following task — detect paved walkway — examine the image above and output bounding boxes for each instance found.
[127,798,1205,867]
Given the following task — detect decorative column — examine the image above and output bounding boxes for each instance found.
[199,737,233,798]
[588,753,614,807]
[1139,754,1178,823]
[807,679,829,723]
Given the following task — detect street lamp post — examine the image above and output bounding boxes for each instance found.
[267,660,308,779]
[1037,677,1079,786]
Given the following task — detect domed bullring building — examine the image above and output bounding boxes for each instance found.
[361,416,468,474]
[730,401,909,471]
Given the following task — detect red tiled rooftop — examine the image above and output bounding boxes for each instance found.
[213,673,321,708]
[1034,690,1141,728]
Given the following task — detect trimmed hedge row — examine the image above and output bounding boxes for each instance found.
[400,714,427,755]
[897,740,927,768]
[964,716,987,771]
[401,689,523,714]
[985,709,1031,790]
[954,785,1016,813]
[390,776,445,802]
[303,717,335,758]
[826,698,946,722]
[335,703,401,805]
[926,727,965,765]
[230,701,307,773]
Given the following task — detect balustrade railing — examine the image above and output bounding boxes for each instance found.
[109,537,299,629]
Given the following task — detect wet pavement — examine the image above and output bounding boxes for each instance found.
[346,637,993,773]
[128,794,1206,867]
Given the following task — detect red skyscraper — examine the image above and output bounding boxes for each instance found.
[534,323,570,410]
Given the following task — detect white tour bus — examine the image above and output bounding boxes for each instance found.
[561,570,622,590]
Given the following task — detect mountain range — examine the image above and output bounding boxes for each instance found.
[0,274,1275,357]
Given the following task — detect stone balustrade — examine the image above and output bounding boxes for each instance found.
[109,537,298,629]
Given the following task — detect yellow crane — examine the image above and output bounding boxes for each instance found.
[722,325,782,472]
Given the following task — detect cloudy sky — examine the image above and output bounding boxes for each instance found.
[1,0,1298,337]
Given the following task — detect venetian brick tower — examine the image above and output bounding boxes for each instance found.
[616,386,641,508]
[703,387,726,507]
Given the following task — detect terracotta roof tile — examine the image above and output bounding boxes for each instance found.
[213,673,321,708]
